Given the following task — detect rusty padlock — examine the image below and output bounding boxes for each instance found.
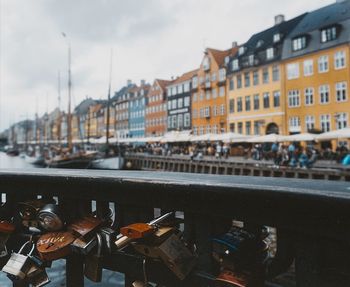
[84,233,103,282]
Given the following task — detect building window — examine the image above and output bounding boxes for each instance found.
[220,104,225,115]
[273,33,281,43]
[193,126,198,135]
[319,85,330,104]
[171,99,177,109]
[212,88,217,99]
[177,114,183,128]
[184,96,190,107]
[335,51,346,69]
[213,105,218,116]
[249,55,254,66]
[287,63,299,79]
[336,82,347,102]
[266,48,274,60]
[178,98,183,108]
[229,99,235,113]
[273,91,280,107]
[211,72,217,82]
[262,67,269,84]
[288,90,300,107]
[254,94,259,110]
[292,36,307,51]
[320,114,331,132]
[263,93,270,109]
[193,109,197,119]
[318,55,329,73]
[184,113,191,127]
[206,125,211,134]
[206,91,211,100]
[289,117,301,131]
[303,59,313,76]
[254,121,260,135]
[232,59,239,71]
[192,77,198,89]
[237,75,242,89]
[199,92,204,101]
[321,26,338,43]
[245,96,251,111]
[336,113,348,129]
[305,115,315,131]
[238,122,243,134]
[305,87,314,105]
[230,123,235,133]
[244,72,250,87]
[245,121,251,135]
[253,70,259,85]
[219,69,226,82]
[272,65,280,81]
[219,87,225,97]
[229,78,234,90]
[204,107,210,117]
[199,126,204,135]
[237,97,243,112]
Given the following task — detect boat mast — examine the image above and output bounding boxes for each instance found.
[67,42,72,151]
[58,70,61,146]
[105,48,113,152]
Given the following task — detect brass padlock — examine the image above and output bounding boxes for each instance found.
[155,234,197,280]
[84,233,103,282]
[27,268,51,287]
[2,241,35,281]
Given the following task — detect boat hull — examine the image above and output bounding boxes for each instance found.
[91,156,124,170]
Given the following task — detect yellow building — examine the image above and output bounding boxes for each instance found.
[226,15,305,136]
[282,2,350,147]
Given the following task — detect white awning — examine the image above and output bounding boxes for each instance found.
[280,133,317,142]
[247,133,283,143]
[316,128,350,141]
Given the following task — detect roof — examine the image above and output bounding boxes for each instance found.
[289,1,350,38]
[74,98,96,114]
[207,47,237,67]
[170,69,199,86]
[243,13,307,55]
[156,79,172,91]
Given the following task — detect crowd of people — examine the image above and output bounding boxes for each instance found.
[123,141,350,168]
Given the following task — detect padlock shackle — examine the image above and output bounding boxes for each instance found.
[96,233,103,256]
[18,241,35,256]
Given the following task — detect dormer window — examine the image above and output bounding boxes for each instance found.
[292,36,307,51]
[249,55,255,65]
[203,56,210,70]
[321,25,338,43]
[256,40,264,48]
[238,46,246,56]
[232,59,239,71]
[273,33,281,43]
[266,48,274,60]
[224,56,230,65]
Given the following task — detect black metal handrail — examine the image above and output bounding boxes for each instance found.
[1,169,350,286]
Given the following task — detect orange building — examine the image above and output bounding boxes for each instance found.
[282,2,350,147]
[145,79,171,136]
[192,48,236,135]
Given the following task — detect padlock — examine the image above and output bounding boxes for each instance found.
[0,220,15,257]
[120,223,155,239]
[84,233,103,282]
[2,241,35,281]
[37,204,65,232]
[215,269,248,287]
[18,199,54,221]
[37,231,76,261]
[71,235,97,255]
[68,216,103,238]
[27,268,51,287]
[99,227,117,254]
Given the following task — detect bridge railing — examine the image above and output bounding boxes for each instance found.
[1,169,350,287]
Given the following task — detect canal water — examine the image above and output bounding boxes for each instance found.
[0,152,124,286]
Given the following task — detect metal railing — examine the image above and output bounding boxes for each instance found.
[1,169,350,286]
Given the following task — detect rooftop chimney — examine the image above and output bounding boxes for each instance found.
[232,41,238,48]
[127,79,132,87]
[274,14,285,26]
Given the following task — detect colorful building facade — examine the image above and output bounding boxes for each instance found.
[282,1,350,147]
[145,79,170,137]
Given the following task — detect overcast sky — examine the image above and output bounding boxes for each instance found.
[0,0,333,131]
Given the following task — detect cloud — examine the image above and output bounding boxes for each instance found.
[0,0,334,131]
